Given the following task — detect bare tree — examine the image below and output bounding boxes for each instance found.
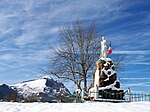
[47,21,125,91]
[48,21,100,90]
[113,54,125,70]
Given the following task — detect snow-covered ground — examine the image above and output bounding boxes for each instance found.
[0,102,149,112]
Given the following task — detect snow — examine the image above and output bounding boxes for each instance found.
[101,68,107,74]
[104,78,109,81]
[108,69,116,76]
[99,80,120,91]
[0,102,149,112]
[89,81,121,97]
[12,78,46,97]
[13,79,46,91]
[42,76,52,79]
[100,57,112,62]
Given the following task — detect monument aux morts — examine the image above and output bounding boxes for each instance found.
[88,36,125,100]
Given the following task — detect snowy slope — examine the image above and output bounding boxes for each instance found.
[13,78,46,96]
[11,76,70,102]
[0,102,149,112]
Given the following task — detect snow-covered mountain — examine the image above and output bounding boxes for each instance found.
[0,76,70,102]
[11,76,71,102]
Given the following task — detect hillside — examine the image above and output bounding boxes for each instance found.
[0,76,70,102]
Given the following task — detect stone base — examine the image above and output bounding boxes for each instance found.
[99,89,124,100]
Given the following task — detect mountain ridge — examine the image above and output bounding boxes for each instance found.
[0,76,70,102]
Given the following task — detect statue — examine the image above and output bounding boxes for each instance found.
[101,36,107,58]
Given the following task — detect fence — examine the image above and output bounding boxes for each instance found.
[88,91,150,102]
[62,93,150,103]
[129,93,150,102]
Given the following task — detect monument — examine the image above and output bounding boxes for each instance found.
[89,36,124,100]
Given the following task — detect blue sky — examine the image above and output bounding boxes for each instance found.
[0,0,150,93]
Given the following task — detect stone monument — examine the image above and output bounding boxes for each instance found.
[89,36,124,100]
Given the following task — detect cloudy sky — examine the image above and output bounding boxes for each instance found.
[0,0,150,93]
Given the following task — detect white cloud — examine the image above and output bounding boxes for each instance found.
[126,62,150,65]
[121,78,150,80]
[49,27,59,34]
[15,32,39,46]
[113,50,150,54]
[122,82,150,87]
[0,54,15,60]
[0,63,17,68]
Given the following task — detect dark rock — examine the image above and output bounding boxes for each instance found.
[102,71,108,80]
[107,70,111,75]
[0,84,17,101]
[115,81,120,88]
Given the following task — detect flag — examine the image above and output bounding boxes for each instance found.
[108,43,112,54]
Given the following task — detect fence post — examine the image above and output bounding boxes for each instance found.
[129,93,132,102]
[120,93,122,101]
[138,93,139,101]
[117,92,118,100]
[135,93,137,102]
[131,94,133,102]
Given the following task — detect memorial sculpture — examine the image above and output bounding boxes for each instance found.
[89,36,124,100]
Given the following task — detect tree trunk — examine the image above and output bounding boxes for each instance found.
[77,84,82,90]
[83,75,87,91]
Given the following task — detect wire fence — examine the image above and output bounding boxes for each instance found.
[86,91,150,102]
[90,92,150,102]
[62,92,150,103]
[130,93,150,102]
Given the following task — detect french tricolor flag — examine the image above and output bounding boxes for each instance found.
[108,43,112,55]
